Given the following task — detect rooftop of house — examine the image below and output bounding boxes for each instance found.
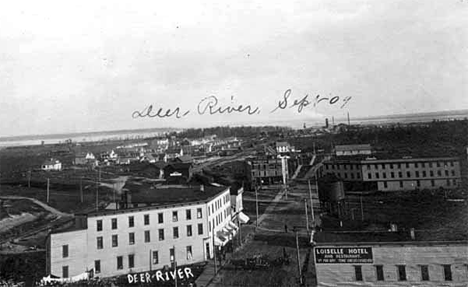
[335,144,372,151]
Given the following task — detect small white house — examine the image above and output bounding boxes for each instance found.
[42,159,62,171]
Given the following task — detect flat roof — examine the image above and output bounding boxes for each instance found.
[325,156,460,164]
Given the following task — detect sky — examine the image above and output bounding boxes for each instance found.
[0,0,467,137]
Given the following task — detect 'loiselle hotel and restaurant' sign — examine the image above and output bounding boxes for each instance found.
[126,267,194,284]
[315,247,373,264]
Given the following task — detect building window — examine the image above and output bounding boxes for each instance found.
[375,265,384,281]
[453,179,457,186]
[173,227,179,239]
[445,170,449,176]
[398,172,402,178]
[62,266,69,278]
[382,172,386,179]
[383,181,387,188]
[415,163,418,168]
[128,216,134,227]
[421,162,425,168]
[451,170,455,176]
[94,260,101,274]
[443,265,452,281]
[354,265,363,281]
[144,230,150,242]
[197,208,202,218]
[450,161,454,167]
[129,232,135,245]
[144,214,150,225]
[397,265,406,281]
[399,181,403,188]
[437,170,441,176]
[375,173,379,179]
[406,171,411,177]
[112,235,118,247]
[158,213,164,224]
[128,254,134,268]
[423,171,427,177]
[405,163,409,168]
[415,171,419,177]
[97,220,102,231]
[62,245,68,258]
[367,164,370,169]
[187,225,193,237]
[397,163,401,168]
[417,180,420,187]
[170,248,175,262]
[117,256,123,270]
[186,246,193,260]
[97,237,103,249]
[430,171,434,177]
[186,209,192,220]
[173,211,178,222]
[159,229,165,241]
[431,180,435,187]
[447,179,451,186]
[436,162,440,167]
[111,218,117,230]
[391,172,394,178]
[153,251,159,264]
[198,223,203,235]
[368,173,372,179]
[429,162,433,168]
[420,265,429,281]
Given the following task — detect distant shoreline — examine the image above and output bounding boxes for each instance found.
[0,109,466,148]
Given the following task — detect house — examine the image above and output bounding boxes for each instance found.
[74,153,98,167]
[163,163,193,182]
[276,141,293,153]
[42,159,62,171]
[174,155,194,164]
[165,147,183,161]
[230,184,249,225]
[335,144,372,156]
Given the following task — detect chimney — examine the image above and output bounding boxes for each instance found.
[410,228,415,240]
[200,184,205,192]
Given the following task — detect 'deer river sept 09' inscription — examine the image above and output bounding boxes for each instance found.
[131,89,352,119]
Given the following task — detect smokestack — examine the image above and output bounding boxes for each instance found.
[325,118,329,128]
[332,116,335,126]
[347,112,350,126]
[410,228,415,240]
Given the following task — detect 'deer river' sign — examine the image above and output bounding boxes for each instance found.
[315,247,373,264]
[126,267,194,284]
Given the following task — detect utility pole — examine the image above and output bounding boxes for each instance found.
[28,169,31,188]
[304,199,309,232]
[308,180,315,224]
[95,168,100,212]
[173,245,177,287]
[360,195,364,221]
[80,177,83,203]
[213,226,217,274]
[46,178,50,203]
[255,185,259,230]
[294,229,303,285]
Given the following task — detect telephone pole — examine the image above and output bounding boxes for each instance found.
[46,178,50,203]
[80,177,83,203]
[360,195,364,221]
[255,185,259,229]
[294,229,303,285]
[304,199,309,232]
[308,180,315,224]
